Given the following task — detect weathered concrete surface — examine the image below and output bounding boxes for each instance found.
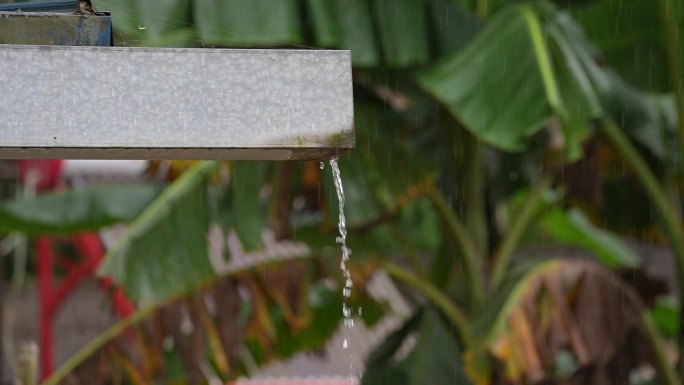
[0,45,354,160]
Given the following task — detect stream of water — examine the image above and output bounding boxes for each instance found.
[327,159,357,384]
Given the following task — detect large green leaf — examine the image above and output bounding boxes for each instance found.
[374,0,429,67]
[0,183,163,235]
[306,0,341,47]
[420,5,551,153]
[571,0,669,92]
[599,71,677,163]
[321,0,379,67]
[231,162,268,251]
[651,295,678,338]
[98,161,218,306]
[363,308,472,385]
[94,0,191,41]
[501,187,641,268]
[427,0,483,55]
[546,11,602,151]
[419,4,600,159]
[540,207,641,268]
[137,28,200,48]
[193,0,302,47]
[545,5,679,167]
[134,0,191,40]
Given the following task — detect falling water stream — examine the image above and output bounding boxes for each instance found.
[326,159,357,384]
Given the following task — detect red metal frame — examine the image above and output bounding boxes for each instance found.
[17,160,135,379]
[36,233,135,378]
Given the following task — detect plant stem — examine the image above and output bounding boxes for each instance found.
[490,177,552,288]
[476,0,488,18]
[464,0,489,256]
[388,224,427,276]
[641,310,682,385]
[656,2,684,373]
[17,343,38,385]
[426,188,485,306]
[658,0,684,162]
[464,138,489,256]
[41,306,156,385]
[382,260,470,343]
[600,118,684,374]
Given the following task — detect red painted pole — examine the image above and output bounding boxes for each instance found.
[36,236,54,378]
[37,232,136,379]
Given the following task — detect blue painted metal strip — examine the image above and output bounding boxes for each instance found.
[0,12,112,46]
[0,0,76,13]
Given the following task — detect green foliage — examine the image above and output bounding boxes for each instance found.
[273,284,341,357]
[572,0,668,92]
[311,0,379,66]
[0,183,163,235]
[194,0,302,47]
[539,207,641,268]
[427,0,483,55]
[500,188,642,268]
[652,295,679,338]
[93,0,190,40]
[468,261,553,349]
[231,162,268,251]
[420,5,553,153]
[399,197,441,252]
[323,103,436,228]
[374,0,429,67]
[98,161,218,305]
[363,308,473,385]
[95,0,484,67]
[420,4,601,159]
[16,0,684,383]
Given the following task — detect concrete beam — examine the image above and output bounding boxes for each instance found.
[0,44,354,160]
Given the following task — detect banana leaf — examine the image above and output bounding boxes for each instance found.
[193,0,302,47]
[98,161,218,305]
[0,183,163,235]
[420,4,601,159]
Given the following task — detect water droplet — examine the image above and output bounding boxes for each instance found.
[330,158,355,382]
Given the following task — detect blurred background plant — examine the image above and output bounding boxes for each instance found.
[1,0,683,384]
